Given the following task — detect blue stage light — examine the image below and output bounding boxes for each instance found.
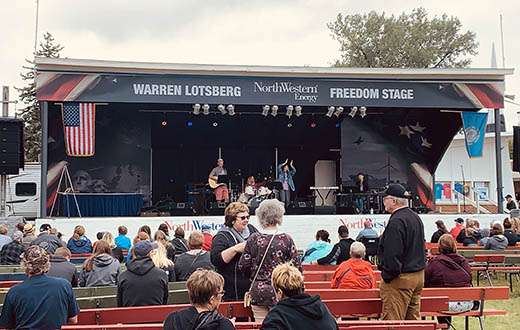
[335,123,340,128]
[187,121,193,127]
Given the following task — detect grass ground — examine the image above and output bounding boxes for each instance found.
[445,273,520,330]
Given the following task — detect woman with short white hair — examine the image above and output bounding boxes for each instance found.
[238,199,301,323]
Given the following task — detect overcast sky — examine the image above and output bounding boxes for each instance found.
[1,0,518,127]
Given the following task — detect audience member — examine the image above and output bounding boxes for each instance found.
[93,231,104,249]
[0,231,25,265]
[50,228,67,247]
[210,202,258,302]
[22,223,37,246]
[0,224,12,250]
[117,240,168,307]
[154,230,176,261]
[48,247,78,287]
[31,224,62,254]
[425,234,473,326]
[484,223,508,250]
[0,246,79,329]
[449,218,465,240]
[261,263,338,330]
[503,218,518,246]
[506,194,517,211]
[79,241,120,287]
[163,269,233,330]
[456,219,482,244]
[67,225,93,254]
[101,232,124,262]
[239,199,301,322]
[356,220,378,241]
[511,217,520,241]
[377,184,425,320]
[158,223,171,239]
[130,231,151,260]
[16,222,25,233]
[138,225,152,239]
[151,242,176,282]
[461,228,478,247]
[175,231,214,281]
[115,225,132,250]
[330,242,376,289]
[430,220,448,243]
[201,224,213,251]
[171,227,189,256]
[302,229,333,264]
[310,225,354,265]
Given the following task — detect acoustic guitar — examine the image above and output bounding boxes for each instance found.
[208,177,226,189]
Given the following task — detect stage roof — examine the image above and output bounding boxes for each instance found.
[35,57,514,109]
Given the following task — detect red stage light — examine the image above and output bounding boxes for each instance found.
[161,120,168,126]
[311,122,316,128]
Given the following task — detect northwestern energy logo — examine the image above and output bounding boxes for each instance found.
[253,81,319,103]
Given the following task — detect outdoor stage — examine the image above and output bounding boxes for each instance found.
[36,213,503,250]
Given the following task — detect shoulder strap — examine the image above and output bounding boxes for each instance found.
[249,233,277,289]
[334,268,352,288]
[452,261,473,286]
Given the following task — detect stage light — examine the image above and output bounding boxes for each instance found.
[193,104,201,115]
[187,121,193,127]
[295,105,302,117]
[217,104,226,115]
[271,105,278,117]
[359,106,367,118]
[348,106,358,118]
[202,104,210,115]
[212,121,218,127]
[262,105,270,116]
[326,106,335,118]
[227,104,235,116]
[161,120,168,126]
[335,123,340,128]
[311,122,316,128]
[334,106,344,117]
[287,122,293,128]
[286,105,294,118]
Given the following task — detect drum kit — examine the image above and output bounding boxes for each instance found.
[236,185,275,205]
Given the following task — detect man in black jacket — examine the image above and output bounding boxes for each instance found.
[47,247,78,287]
[377,184,425,320]
[117,240,168,307]
[310,225,354,265]
[31,224,62,255]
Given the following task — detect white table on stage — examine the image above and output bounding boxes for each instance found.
[310,186,339,206]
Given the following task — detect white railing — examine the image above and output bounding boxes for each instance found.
[451,188,492,214]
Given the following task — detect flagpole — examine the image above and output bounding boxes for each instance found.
[495,107,504,213]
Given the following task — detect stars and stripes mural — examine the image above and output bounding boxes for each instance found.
[61,103,96,156]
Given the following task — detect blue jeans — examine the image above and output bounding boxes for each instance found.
[280,190,290,208]
[356,196,366,213]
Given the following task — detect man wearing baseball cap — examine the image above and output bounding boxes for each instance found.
[449,218,465,240]
[117,240,168,307]
[201,224,213,251]
[377,184,425,320]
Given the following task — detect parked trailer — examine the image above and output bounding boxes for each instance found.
[6,163,40,220]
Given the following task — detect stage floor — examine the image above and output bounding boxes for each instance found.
[38,213,502,250]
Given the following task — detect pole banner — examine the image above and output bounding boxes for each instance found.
[461,112,488,158]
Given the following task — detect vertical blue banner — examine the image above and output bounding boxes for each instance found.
[461,112,488,158]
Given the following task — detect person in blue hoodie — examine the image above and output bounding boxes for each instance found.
[67,225,93,254]
[277,159,296,208]
[302,230,333,264]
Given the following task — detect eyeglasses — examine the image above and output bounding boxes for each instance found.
[236,215,250,220]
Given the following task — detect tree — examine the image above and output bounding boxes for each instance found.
[328,8,478,68]
[17,32,64,162]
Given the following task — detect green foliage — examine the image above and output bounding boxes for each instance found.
[16,32,64,162]
[328,8,479,68]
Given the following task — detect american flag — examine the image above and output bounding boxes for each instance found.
[62,103,95,156]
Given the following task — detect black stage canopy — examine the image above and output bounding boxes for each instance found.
[35,58,513,216]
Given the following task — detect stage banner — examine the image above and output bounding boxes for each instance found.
[461,112,488,158]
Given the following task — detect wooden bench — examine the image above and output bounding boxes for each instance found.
[63,320,440,330]
[306,286,509,330]
[303,270,382,282]
[73,296,448,325]
[472,254,520,290]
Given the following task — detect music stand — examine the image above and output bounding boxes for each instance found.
[266,181,283,191]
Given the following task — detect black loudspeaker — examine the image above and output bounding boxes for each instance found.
[287,198,314,215]
[513,126,520,172]
[335,197,359,214]
[208,202,229,216]
[0,118,24,175]
[315,205,336,214]
[169,202,196,216]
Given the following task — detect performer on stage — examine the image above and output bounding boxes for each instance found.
[355,172,369,213]
[209,158,229,202]
[277,159,296,208]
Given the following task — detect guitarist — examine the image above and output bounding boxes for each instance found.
[209,158,229,202]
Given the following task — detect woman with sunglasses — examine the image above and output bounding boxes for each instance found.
[210,202,258,303]
[238,199,301,323]
[163,269,233,330]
